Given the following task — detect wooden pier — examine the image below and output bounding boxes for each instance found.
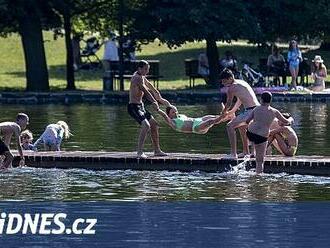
[10,151,330,176]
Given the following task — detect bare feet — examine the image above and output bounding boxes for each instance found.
[137,152,148,159]
[154,150,167,157]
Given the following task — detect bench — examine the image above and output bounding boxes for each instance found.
[184,59,205,88]
[104,60,162,90]
[259,57,311,86]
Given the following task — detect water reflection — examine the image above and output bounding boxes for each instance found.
[0,102,329,155]
[1,168,330,201]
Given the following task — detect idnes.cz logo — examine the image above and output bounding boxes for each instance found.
[0,212,97,235]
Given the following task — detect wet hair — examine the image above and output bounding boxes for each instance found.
[137,60,149,69]
[16,113,29,122]
[20,130,33,141]
[219,68,234,81]
[261,91,272,103]
[57,121,72,139]
[166,106,174,115]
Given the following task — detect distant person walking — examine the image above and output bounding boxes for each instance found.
[102,32,119,71]
[287,40,302,90]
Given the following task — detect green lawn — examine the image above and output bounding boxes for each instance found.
[0,32,330,91]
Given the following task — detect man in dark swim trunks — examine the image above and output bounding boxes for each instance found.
[0,113,29,168]
[246,92,293,174]
[219,68,260,159]
[128,60,172,158]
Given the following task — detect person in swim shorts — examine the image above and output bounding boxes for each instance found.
[268,113,298,156]
[219,68,260,159]
[128,60,173,158]
[0,113,29,168]
[158,105,234,134]
[246,91,293,174]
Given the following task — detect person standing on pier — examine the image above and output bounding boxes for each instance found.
[0,113,29,168]
[219,68,260,159]
[246,92,293,174]
[128,60,172,158]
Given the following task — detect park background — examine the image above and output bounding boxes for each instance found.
[1,0,330,92]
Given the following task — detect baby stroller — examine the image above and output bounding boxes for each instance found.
[239,62,266,87]
[80,37,102,70]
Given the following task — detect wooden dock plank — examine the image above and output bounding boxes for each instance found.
[9,151,330,176]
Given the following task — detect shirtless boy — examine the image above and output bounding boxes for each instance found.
[128,60,172,158]
[219,68,260,159]
[246,92,293,174]
[0,113,29,168]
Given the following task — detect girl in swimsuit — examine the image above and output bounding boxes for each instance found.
[268,113,298,156]
[158,105,234,134]
[33,121,72,151]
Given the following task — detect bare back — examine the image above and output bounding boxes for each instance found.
[0,122,21,146]
[248,106,277,137]
[229,80,259,108]
[129,72,145,104]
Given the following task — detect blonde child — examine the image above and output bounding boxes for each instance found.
[20,130,35,150]
[33,121,72,151]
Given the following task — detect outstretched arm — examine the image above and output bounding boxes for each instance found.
[157,109,176,129]
[275,110,293,126]
[135,78,159,110]
[145,79,171,107]
[14,126,25,166]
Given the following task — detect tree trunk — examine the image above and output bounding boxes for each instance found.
[206,37,219,87]
[18,15,49,91]
[63,13,76,90]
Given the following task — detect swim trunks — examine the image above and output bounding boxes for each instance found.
[127,103,152,125]
[247,130,268,144]
[0,139,9,155]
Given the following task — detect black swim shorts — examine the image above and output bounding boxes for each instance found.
[127,103,152,125]
[0,139,9,155]
[246,130,268,144]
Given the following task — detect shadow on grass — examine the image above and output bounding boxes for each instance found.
[5,44,269,83]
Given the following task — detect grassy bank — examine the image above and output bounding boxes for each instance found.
[0,32,329,91]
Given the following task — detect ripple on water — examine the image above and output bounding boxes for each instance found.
[0,167,330,201]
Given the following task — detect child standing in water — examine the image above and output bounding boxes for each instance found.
[158,104,234,134]
[33,121,72,151]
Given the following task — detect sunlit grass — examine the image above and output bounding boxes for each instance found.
[0,32,329,91]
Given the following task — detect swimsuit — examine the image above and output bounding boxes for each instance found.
[127,103,152,125]
[282,133,297,156]
[172,115,204,134]
[246,130,268,144]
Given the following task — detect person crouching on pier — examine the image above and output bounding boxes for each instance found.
[0,113,29,168]
[245,92,293,174]
[33,121,72,151]
[158,104,234,134]
[268,113,298,156]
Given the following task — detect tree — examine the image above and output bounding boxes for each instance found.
[152,0,259,86]
[0,0,56,91]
